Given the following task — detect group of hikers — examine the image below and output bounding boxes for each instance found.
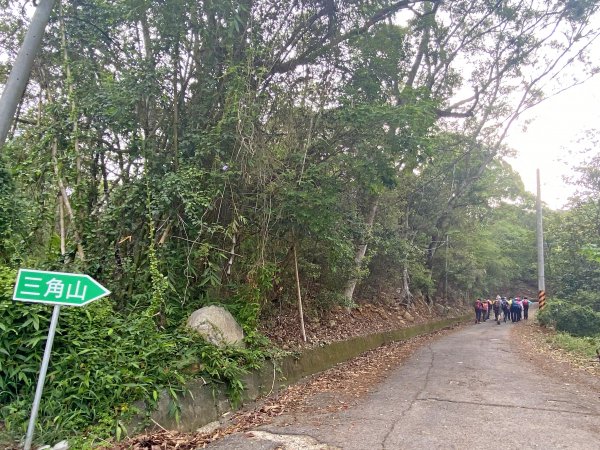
[474,295,531,324]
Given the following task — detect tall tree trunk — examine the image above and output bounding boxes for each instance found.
[226,234,237,276]
[52,139,85,261]
[343,197,379,305]
[59,3,80,185]
[58,194,66,257]
[172,39,180,170]
[293,242,307,342]
[400,209,413,306]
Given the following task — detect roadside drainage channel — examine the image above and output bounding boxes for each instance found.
[135,315,468,433]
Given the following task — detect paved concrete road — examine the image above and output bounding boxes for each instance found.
[206,313,600,449]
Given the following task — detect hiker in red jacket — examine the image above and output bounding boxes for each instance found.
[474,298,483,323]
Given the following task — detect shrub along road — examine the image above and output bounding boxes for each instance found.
[203,307,600,450]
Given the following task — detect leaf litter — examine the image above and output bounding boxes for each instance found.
[109,322,465,449]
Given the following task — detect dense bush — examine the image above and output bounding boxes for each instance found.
[0,265,271,447]
[536,299,564,327]
[537,299,600,337]
[572,289,600,313]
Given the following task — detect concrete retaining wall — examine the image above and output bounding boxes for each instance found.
[139,315,468,432]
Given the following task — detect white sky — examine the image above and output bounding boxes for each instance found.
[505,74,600,210]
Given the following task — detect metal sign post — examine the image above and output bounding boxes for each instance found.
[13,269,110,449]
[23,305,61,450]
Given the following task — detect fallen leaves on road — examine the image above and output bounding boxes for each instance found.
[513,319,600,392]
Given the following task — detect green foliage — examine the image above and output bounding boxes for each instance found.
[570,290,600,313]
[545,152,600,310]
[555,304,600,337]
[224,263,279,332]
[0,162,29,264]
[536,299,564,327]
[0,266,50,406]
[415,149,535,296]
[345,23,409,103]
[145,176,169,322]
[0,266,271,445]
[580,244,600,263]
[538,299,600,337]
[0,164,16,252]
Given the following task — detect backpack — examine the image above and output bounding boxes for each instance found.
[523,299,529,307]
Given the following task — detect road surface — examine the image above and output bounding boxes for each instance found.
[206,312,600,449]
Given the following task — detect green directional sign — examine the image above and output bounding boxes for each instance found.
[13,269,110,306]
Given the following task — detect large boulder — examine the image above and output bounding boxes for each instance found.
[187,305,245,348]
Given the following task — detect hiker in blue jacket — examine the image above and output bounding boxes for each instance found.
[510,298,520,322]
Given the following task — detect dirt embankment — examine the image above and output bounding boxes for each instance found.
[513,317,600,390]
[260,297,468,350]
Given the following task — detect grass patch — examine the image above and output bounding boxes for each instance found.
[547,332,600,361]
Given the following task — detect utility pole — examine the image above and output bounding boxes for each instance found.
[536,169,546,310]
[444,234,449,300]
[0,0,56,148]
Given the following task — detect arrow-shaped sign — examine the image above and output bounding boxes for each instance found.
[13,269,110,306]
[12,268,110,450]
